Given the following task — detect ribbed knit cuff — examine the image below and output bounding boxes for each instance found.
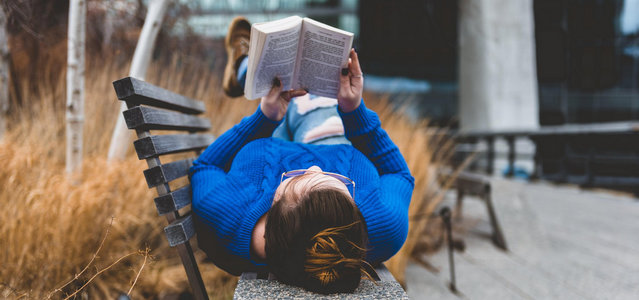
[249,105,282,137]
[338,99,381,136]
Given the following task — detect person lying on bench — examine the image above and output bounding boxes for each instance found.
[190,17,414,294]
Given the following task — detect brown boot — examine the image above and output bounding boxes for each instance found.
[223,16,251,98]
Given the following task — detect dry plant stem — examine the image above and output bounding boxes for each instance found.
[62,252,138,300]
[127,247,151,296]
[0,282,20,296]
[46,217,115,299]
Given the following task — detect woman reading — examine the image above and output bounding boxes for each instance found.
[190,17,414,294]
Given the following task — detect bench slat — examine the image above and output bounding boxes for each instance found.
[155,185,192,216]
[123,106,211,132]
[143,158,194,188]
[133,134,215,159]
[113,77,205,114]
[456,172,490,196]
[165,214,196,247]
[373,264,396,282]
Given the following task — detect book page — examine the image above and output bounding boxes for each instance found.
[292,18,354,98]
[245,17,302,99]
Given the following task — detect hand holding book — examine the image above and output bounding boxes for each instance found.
[260,77,307,122]
[260,49,362,120]
[337,49,363,113]
[244,16,354,100]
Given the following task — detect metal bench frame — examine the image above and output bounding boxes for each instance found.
[455,123,639,190]
[452,171,507,251]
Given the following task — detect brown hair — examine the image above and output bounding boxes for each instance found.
[265,188,370,294]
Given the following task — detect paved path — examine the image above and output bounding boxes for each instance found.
[405,178,639,300]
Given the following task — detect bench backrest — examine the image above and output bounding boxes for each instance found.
[113,76,212,300]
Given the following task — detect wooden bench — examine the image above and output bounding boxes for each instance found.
[450,171,507,251]
[112,77,408,299]
[438,169,507,250]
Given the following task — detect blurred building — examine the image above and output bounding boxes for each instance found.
[536,0,639,125]
[183,0,358,38]
[155,0,639,126]
[173,0,639,188]
[360,0,639,128]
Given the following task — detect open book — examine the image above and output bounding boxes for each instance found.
[244,16,354,100]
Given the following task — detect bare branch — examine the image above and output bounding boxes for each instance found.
[46,217,114,299]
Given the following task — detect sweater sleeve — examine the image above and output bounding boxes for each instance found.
[191,106,281,172]
[189,107,280,264]
[339,100,413,179]
[339,101,415,263]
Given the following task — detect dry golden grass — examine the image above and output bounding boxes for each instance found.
[365,97,457,286]
[0,54,453,298]
[0,58,241,299]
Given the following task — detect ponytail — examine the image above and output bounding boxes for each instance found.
[265,189,370,294]
[305,222,374,287]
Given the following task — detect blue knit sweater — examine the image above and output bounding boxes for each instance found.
[190,101,414,268]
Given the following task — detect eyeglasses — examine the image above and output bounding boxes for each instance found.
[280,169,355,199]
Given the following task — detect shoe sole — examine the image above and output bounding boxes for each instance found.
[223,17,251,98]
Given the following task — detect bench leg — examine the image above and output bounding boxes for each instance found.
[482,186,507,251]
[166,211,209,300]
[486,137,495,175]
[440,207,458,293]
[176,241,210,300]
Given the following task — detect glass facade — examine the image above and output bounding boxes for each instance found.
[359,0,639,126]
[181,0,358,38]
[536,0,639,125]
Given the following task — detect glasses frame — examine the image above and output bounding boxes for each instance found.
[280,169,356,199]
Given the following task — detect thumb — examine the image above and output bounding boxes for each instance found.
[267,77,283,99]
[283,89,307,101]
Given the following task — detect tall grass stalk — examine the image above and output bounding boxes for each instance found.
[0,53,451,298]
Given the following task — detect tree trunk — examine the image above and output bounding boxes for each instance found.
[0,7,9,138]
[66,0,86,174]
[103,0,115,51]
[107,0,170,161]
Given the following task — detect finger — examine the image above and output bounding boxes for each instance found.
[349,49,362,76]
[340,67,350,89]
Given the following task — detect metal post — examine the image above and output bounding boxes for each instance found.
[486,136,495,175]
[560,140,568,182]
[506,136,515,177]
[530,137,540,180]
[454,188,464,221]
[440,207,457,293]
[585,146,594,187]
[468,137,479,172]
